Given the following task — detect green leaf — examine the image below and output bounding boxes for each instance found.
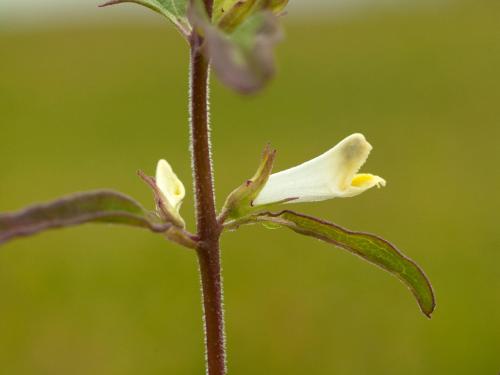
[100,0,191,36]
[0,190,171,245]
[216,0,259,31]
[213,0,288,26]
[251,210,436,317]
[213,0,233,21]
[190,2,283,93]
[266,0,288,13]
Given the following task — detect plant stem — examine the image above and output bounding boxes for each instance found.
[189,31,226,375]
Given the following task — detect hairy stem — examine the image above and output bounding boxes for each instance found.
[190,30,226,375]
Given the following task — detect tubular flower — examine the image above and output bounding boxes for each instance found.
[253,133,386,206]
[156,159,186,217]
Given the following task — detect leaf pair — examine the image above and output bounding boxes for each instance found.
[100,0,285,93]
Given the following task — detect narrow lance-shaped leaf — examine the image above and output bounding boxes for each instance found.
[100,0,191,36]
[249,210,436,317]
[190,0,283,93]
[0,190,171,245]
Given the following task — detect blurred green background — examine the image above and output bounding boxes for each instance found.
[1,0,499,374]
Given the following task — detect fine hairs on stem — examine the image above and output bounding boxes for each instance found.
[189,0,227,372]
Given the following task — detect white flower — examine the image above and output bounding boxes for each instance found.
[253,133,386,206]
[156,159,186,214]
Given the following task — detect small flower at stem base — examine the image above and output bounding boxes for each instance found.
[156,159,186,213]
[138,160,186,228]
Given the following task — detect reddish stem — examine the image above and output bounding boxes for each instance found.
[189,25,226,375]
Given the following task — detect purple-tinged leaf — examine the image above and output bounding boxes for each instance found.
[244,210,436,317]
[190,1,283,93]
[0,190,171,245]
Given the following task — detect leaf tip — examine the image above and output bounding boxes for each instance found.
[421,288,436,319]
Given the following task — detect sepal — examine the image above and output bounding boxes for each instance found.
[219,145,277,222]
